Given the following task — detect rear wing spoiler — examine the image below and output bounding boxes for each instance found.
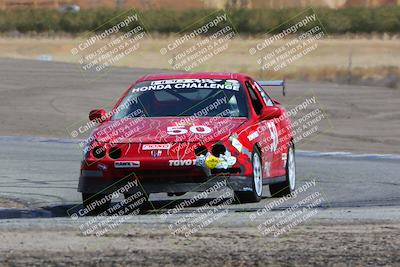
[257,80,286,96]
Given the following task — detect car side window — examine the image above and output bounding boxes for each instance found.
[245,81,263,115]
[253,81,274,107]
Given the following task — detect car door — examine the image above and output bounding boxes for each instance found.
[247,79,284,178]
[244,80,273,178]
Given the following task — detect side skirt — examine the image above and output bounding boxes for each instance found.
[262,175,286,185]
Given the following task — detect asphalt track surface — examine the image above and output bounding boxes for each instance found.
[0,136,399,219]
[1,55,400,267]
[0,58,399,218]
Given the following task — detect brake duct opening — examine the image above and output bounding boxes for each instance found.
[195,144,236,170]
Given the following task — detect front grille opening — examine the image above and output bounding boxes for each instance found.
[92,146,106,158]
[194,145,208,156]
[109,147,121,159]
[211,143,226,157]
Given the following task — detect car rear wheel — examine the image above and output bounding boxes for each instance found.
[82,193,111,216]
[270,142,296,197]
[235,148,263,203]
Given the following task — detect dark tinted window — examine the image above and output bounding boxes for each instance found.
[253,81,274,107]
[245,81,263,115]
[112,79,248,119]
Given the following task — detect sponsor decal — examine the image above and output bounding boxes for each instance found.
[229,135,252,159]
[247,131,259,141]
[282,153,287,167]
[169,159,197,167]
[175,121,194,126]
[224,80,240,91]
[151,79,218,85]
[267,122,279,152]
[231,138,243,152]
[114,161,140,168]
[151,150,163,158]
[142,144,171,150]
[197,151,237,170]
[132,79,240,93]
[264,161,271,177]
[97,163,108,171]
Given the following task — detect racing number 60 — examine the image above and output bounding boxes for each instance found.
[167,125,212,135]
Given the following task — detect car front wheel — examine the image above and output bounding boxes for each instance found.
[235,147,263,203]
[269,142,296,197]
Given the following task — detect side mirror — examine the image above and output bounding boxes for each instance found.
[260,106,282,120]
[89,109,107,122]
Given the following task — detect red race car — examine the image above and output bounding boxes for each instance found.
[79,73,296,213]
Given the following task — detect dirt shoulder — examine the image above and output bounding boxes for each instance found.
[0,219,399,266]
[1,37,399,84]
[0,198,27,209]
[1,207,400,266]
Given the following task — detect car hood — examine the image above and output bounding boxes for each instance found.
[92,117,247,144]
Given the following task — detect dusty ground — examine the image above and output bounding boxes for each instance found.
[0,198,27,209]
[0,37,399,84]
[0,215,399,266]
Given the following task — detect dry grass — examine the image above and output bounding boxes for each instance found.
[1,36,399,86]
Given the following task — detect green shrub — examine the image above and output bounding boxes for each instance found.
[0,7,399,34]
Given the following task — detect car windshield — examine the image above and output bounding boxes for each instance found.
[112,79,248,119]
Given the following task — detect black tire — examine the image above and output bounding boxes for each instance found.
[82,193,111,216]
[235,147,263,203]
[270,142,296,197]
